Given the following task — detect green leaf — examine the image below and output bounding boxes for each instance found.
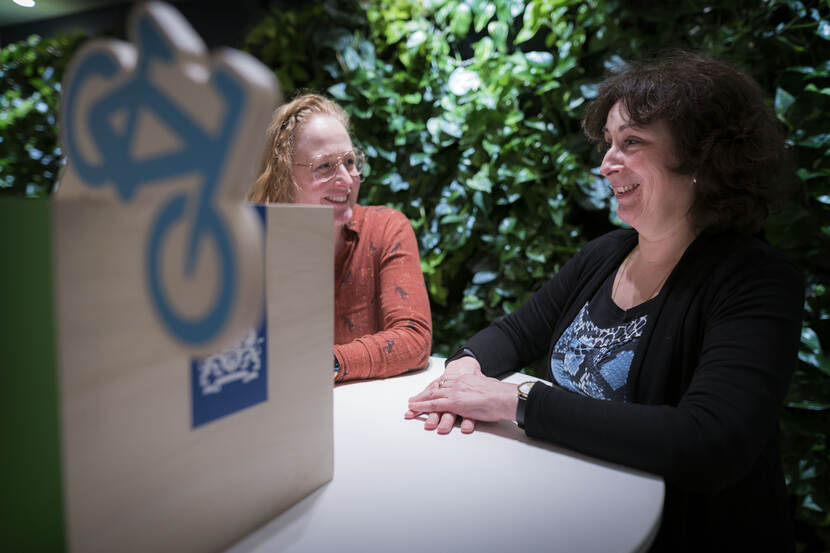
[382,172,409,192]
[402,92,422,104]
[803,327,822,352]
[427,270,449,306]
[803,84,830,97]
[466,166,492,192]
[516,0,539,44]
[474,3,496,32]
[328,83,350,100]
[472,270,498,284]
[799,133,830,149]
[526,247,547,263]
[463,293,485,310]
[525,51,554,68]
[473,36,495,60]
[488,20,509,50]
[451,3,473,37]
[406,30,428,49]
[774,87,796,117]
[385,21,408,44]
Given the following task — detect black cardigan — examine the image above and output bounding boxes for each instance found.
[464,229,803,552]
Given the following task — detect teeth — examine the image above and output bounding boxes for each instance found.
[325,192,350,202]
[614,183,639,194]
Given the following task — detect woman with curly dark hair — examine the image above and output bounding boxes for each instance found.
[407,51,803,552]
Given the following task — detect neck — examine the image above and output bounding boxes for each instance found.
[635,221,697,268]
[613,224,697,310]
[334,225,346,257]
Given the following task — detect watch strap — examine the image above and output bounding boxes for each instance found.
[516,381,535,429]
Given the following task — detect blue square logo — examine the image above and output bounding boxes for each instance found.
[190,316,268,428]
[190,205,268,428]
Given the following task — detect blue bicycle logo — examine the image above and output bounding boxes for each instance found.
[63,12,247,346]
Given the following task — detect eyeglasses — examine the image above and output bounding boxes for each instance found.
[293,149,366,182]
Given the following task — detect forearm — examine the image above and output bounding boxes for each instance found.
[335,321,431,381]
[525,384,770,492]
[464,324,527,378]
[464,283,564,378]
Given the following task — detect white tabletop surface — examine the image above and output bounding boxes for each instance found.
[227,357,664,553]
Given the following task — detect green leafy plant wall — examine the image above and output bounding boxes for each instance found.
[248,0,614,357]
[0,32,85,197]
[2,0,828,549]
[248,1,829,548]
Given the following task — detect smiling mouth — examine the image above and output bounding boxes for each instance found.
[324,192,350,203]
[613,183,640,195]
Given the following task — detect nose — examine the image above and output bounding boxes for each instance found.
[334,159,353,182]
[600,145,622,178]
[331,161,353,189]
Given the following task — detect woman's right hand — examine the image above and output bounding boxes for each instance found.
[404,355,483,434]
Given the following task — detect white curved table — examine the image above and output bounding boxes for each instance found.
[227,357,664,553]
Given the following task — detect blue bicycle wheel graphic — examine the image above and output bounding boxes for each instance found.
[147,193,236,346]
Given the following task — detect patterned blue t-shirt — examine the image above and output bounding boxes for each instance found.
[550,273,653,401]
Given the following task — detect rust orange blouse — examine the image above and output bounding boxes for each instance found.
[333,204,432,382]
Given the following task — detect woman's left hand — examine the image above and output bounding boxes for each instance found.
[407,373,518,432]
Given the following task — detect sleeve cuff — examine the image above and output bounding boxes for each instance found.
[445,346,477,365]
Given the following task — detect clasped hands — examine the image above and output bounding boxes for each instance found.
[405,356,518,434]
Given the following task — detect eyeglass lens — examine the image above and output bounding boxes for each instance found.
[312,151,364,181]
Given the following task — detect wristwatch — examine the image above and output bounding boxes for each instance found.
[516,381,535,429]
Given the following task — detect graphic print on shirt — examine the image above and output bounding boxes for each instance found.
[550,301,646,401]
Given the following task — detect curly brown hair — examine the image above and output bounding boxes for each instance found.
[248,92,351,204]
[582,50,787,233]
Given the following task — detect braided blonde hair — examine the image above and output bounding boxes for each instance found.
[248,93,351,204]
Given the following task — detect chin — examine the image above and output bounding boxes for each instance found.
[334,206,354,227]
[615,207,636,228]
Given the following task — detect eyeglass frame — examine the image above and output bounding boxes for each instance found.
[292,148,366,182]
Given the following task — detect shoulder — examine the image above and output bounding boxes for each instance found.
[359,204,409,223]
[585,228,636,252]
[571,228,636,266]
[358,204,414,234]
[690,231,804,305]
[700,231,801,280]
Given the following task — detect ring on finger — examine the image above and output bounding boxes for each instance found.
[438,379,447,389]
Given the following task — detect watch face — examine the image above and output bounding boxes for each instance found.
[518,381,534,398]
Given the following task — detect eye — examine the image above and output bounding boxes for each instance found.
[597,138,613,154]
[623,137,641,147]
[315,161,333,171]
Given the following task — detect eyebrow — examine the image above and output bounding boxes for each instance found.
[602,122,638,134]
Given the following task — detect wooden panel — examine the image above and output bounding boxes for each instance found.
[54,201,333,553]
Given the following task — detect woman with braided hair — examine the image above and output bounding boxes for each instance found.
[250,93,431,382]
